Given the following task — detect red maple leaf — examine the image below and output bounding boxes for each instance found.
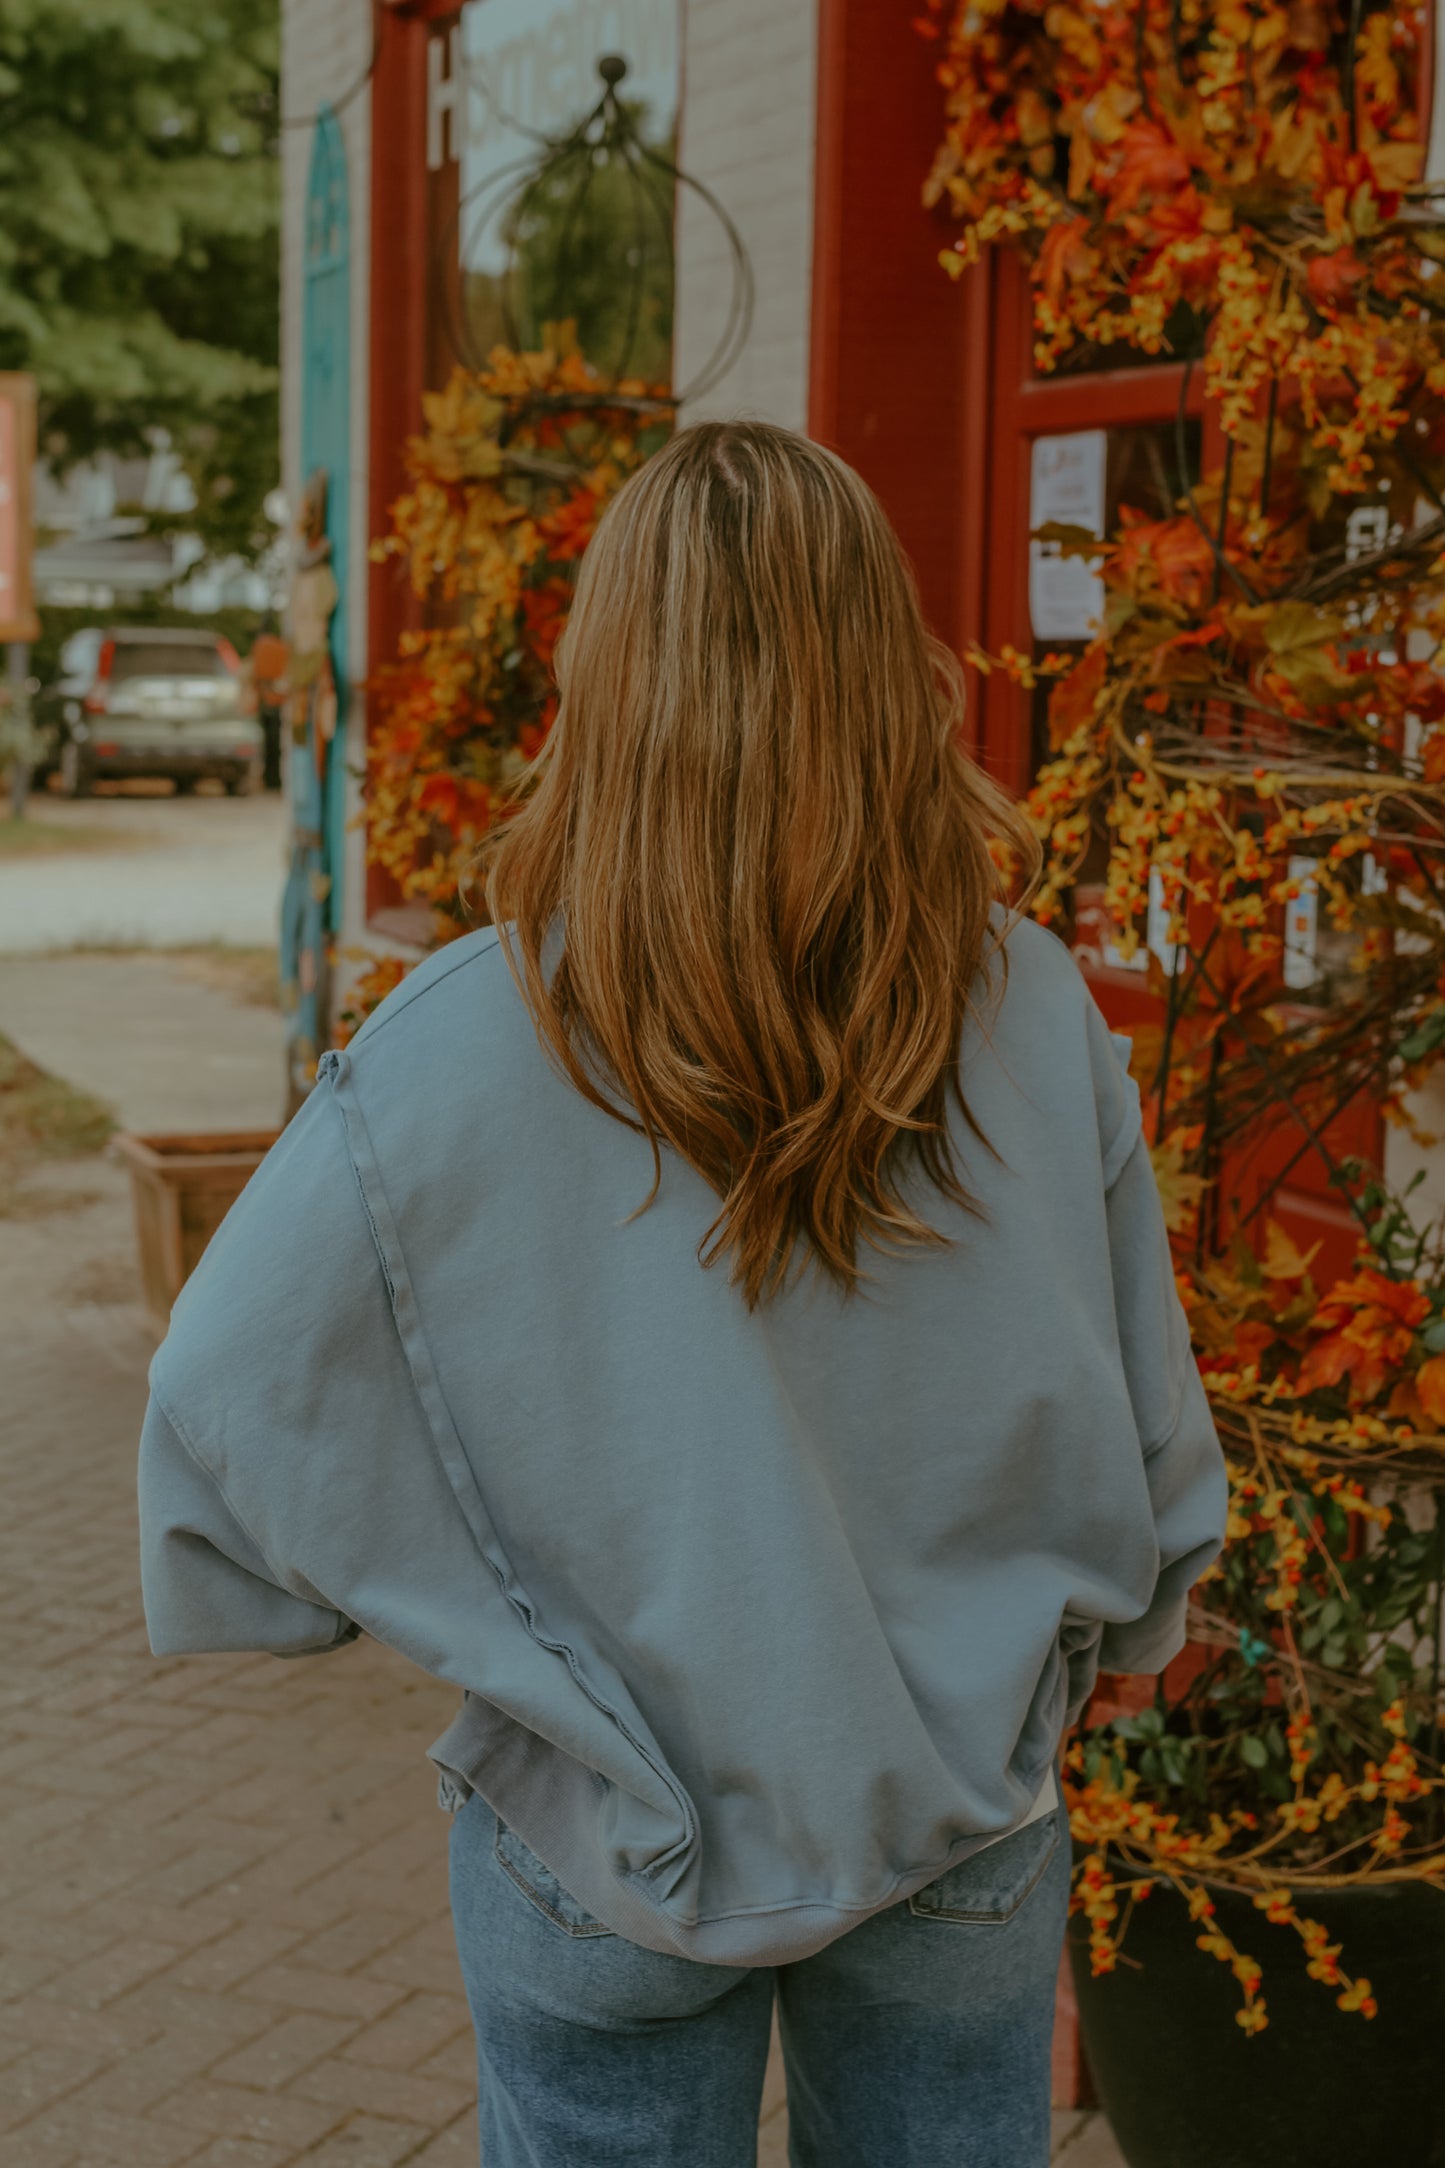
[1106,125,1193,216]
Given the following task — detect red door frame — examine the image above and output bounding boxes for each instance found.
[808,0,980,667]
[979,251,1212,799]
[370,1,447,671]
[981,252,1380,1278]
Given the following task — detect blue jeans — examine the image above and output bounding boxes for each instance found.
[448,1795,1069,2167]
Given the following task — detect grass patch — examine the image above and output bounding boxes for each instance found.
[0,816,134,856]
[39,942,281,1009]
[0,1034,115,1214]
[170,945,280,1009]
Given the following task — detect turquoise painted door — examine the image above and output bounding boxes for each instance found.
[283,106,351,1091]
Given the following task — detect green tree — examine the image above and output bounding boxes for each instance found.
[0,0,280,562]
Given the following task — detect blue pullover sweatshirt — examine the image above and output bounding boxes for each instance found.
[137,910,1226,1966]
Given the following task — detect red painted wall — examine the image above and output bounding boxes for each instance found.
[808,2,980,659]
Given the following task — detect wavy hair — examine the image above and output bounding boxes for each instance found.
[484,420,1040,1306]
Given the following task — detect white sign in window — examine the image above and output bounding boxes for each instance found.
[1029,431,1107,642]
[1283,856,1319,991]
[1102,868,1179,975]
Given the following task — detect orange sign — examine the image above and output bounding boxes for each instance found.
[0,373,39,644]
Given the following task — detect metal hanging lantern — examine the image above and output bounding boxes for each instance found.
[437,53,752,400]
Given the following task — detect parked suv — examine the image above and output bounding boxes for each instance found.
[39,627,264,797]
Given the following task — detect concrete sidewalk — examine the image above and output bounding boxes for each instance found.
[0,952,286,1135]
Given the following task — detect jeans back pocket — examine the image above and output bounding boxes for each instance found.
[494,1819,616,1939]
[907,1809,1061,1926]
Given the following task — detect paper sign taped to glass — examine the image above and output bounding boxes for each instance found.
[1029,430,1106,643]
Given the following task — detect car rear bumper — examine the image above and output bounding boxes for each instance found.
[88,743,261,778]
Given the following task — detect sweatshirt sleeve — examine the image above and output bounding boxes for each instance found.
[1097,1121,1228,1678]
[139,1393,358,1657]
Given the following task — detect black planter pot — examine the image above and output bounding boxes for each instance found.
[1070,1861,1445,2168]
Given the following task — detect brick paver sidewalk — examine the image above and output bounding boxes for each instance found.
[0,1117,1118,2166]
[3,1161,486,2168]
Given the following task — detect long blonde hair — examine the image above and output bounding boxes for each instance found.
[484,420,1040,1306]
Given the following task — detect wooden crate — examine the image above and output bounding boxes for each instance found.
[114,1129,278,1336]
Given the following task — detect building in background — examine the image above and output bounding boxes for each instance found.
[32,453,184,613]
[32,446,281,616]
[280,0,1445,1252]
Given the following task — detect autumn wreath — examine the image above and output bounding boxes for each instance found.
[341,331,671,1032]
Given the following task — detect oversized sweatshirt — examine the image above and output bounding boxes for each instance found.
[137,910,1226,1966]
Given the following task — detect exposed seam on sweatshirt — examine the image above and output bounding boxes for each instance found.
[321,1049,696,1874]
[1099,1044,1144,1192]
[1140,1350,1196,1463]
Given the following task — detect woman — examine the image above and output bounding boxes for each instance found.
[139,422,1226,2167]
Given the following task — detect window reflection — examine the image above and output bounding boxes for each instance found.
[424,0,681,391]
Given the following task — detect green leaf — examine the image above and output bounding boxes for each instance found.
[1239,1735,1270,1770]
[1159,1741,1191,1785]
[1399,1011,1445,1064]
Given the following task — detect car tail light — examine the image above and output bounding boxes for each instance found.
[96,742,119,756]
[83,638,116,716]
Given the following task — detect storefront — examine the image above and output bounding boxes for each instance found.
[280,0,814,1031]
[286,0,1429,1220]
[282,3,1181,900]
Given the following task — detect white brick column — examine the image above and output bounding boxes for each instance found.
[673,0,818,430]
